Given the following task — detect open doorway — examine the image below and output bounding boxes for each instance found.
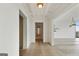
[19,10,27,56]
[19,15,24,50]
[35,23,43,43]
[19,14,24,56]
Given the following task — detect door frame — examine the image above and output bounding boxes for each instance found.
[19,10,27,56]
[19,14,24,49]
[35,22,43,43]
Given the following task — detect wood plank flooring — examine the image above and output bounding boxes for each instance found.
[20,43,64,56]
[54,38,79,56]
[20,38,79,56]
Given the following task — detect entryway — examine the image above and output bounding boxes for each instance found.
[19,15,24,50]
[35,23,43,43]
[19,10,27,56]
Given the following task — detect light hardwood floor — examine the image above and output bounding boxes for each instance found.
[20,43,64,56]
[54,38,79,56]
[20,38,79,56]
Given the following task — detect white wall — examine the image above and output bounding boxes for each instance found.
[53,4,79,39]
[45,17,54,45]
[0,4,19,56]
[0,3,32,56]
[50,18,54,45]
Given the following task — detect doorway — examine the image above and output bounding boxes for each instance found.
[19,10,27,56]
[19,15,24,50]
[35,23,43,43]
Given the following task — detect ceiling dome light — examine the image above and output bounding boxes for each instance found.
[37,3,43,8]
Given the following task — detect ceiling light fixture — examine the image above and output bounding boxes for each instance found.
[37,3,43,8]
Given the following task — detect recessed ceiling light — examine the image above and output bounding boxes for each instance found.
[37,3,43,8]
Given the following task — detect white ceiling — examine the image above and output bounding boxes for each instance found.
[26,3,77,20]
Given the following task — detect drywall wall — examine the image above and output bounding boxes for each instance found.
[53,4,79,38]
[0,4,19,56]
[44,18,54,45]
[44,17,54,45]
[0,3,32,56]
[50,18,54,46]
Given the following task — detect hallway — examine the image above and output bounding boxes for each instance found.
[18,3,79,56]
[0,3,79,56]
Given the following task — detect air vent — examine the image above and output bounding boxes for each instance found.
[0,53,8,56]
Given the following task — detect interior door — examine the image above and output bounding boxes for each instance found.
[19,15,23,49]
[35,23,43,43]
